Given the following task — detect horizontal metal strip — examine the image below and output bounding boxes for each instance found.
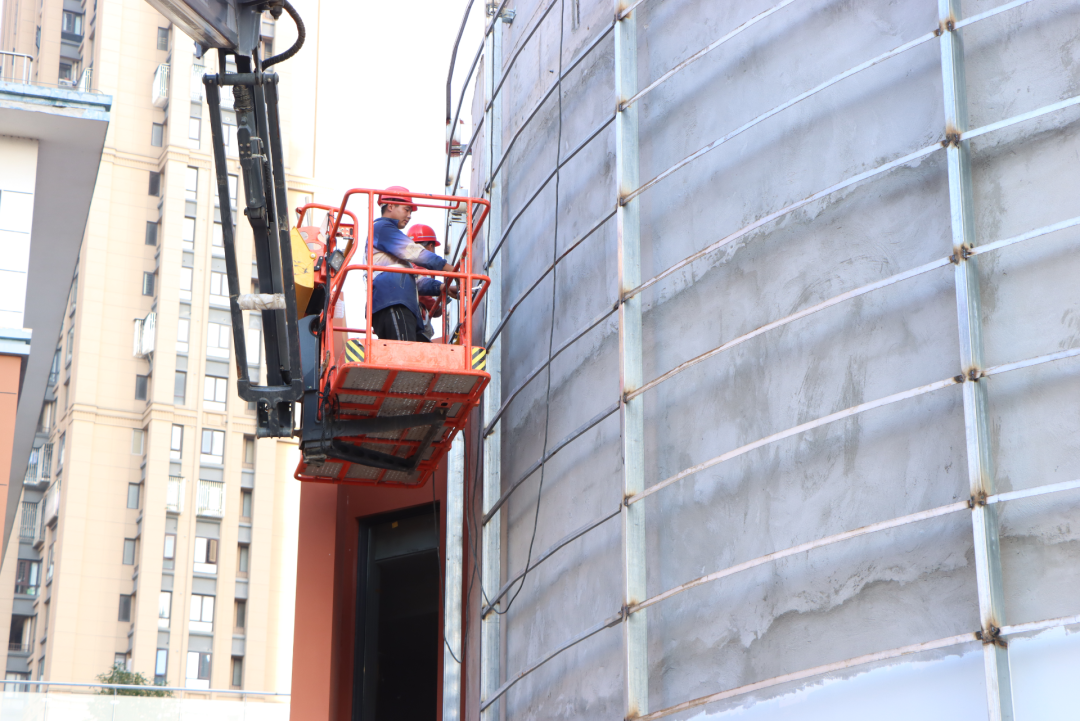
[623,29,939,204]
[626,142,941,300]
[483,401,620,522]
[969,214,1080,258]
[483,507,621,615]
[963,93,1080,143]
[629,376,962,506]
[488,22,616,188]
[628,90,1080,302]
[629,500,971,614]
[623,0,1037,205]
[635,632,978,721]
[486,115,616,268]
[981,346,1080,378]
[987,477,1080,506]
[1000,612,1080,637]
[480,610,624,711]
[631,474,1080,615]
[486,209,617,348]
[484,302,618,437]
[622,0,799,111]
[630,212,1080,400]
[953,0,1039,30]
[628,257,952,400]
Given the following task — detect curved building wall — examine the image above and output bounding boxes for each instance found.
[464,1,1080,719]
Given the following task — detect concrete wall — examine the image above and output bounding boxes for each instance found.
[469,0,1080,718]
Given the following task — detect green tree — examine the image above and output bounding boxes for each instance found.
[96,663,172,697]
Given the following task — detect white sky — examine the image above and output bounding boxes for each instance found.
[308,0,483,235]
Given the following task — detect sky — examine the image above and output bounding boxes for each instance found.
[307,0,483,237]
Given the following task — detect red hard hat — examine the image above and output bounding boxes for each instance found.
[378,185,417,211]
[407,224,440,250]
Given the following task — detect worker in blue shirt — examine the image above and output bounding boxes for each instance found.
[369,186,457,342]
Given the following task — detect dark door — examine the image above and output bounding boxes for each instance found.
[354,509,440,721]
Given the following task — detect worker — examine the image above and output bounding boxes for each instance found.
[407,224,446,342]
[370,187,457,342]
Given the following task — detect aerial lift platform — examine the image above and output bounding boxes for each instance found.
[145,0,490,487]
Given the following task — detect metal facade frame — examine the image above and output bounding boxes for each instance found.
[441,0,1080,717]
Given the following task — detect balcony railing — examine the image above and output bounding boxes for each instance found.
[0,51,33,84]
[76,68,91,92]
[19,501,37,540]
[197,480,224,517]
[152,63,169,107]
[8,641,30,653]
[166,476,184,513]
[24,442,53,486]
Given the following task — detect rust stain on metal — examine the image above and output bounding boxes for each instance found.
[970,490,988,508]
[953,374,966,384]
[942,124,963,148]
[939,14,957,35]
[976,624,1007,647]
[967,367,982,382]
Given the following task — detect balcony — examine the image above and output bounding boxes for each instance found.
[0,51,33,84]
[166,476,185,513]
[23,442,53,486]
[152,63,169,108]
[8,642,31,654]
[42,480,60,527]
[197,480,224,517]
[191,64,205,101]
[19,501,37,540]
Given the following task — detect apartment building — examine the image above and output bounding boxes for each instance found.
[0,0,316,693]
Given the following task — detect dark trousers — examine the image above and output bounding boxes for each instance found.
[372,305,428,342]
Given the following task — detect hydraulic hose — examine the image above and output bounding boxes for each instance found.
[263,0,305,68]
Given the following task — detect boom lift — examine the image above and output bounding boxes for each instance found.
[148,0,490,485]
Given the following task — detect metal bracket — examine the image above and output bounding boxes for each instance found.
[486,3,515,22]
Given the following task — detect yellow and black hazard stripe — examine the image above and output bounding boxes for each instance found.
[345,339,365,363]
[471,346,487,371]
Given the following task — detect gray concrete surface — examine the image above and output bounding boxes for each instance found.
[465,0,1080,718]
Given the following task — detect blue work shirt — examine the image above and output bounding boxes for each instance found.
[369,217,446,332]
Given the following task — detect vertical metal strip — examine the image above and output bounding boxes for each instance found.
[615,2,648,718]
[443,435,465,721]
[938,2,1013,719]
[481,8,505,720]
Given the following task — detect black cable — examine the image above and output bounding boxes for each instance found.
[492,0,565,618]
[262,0,304,68]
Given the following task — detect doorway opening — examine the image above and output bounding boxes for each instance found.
[354,507,440,720]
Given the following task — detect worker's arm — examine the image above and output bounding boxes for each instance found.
[373,222,447,271]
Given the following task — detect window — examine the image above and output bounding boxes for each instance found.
[221,110,237,150]
[186,651,211,688]
[118,594,132,622]
[62,11,82,35]
[206,322,231,359]
[246,327,262,365]
[203,376,227,407]
[56,434,65,471]
[131,429,145,455]
[240,490,252,520]
[122,539,136,565]
[209,271,228,301]
[234,599,246,630]
[189,102,202,143]
[158,591,171,629]
[142,271,156,296]
[189,594,214,632]
[177,318,190,354]
[185,167,198,202]
[261,36,273,59]
[156,27,169,51]
[231,656,243,688]
[154,649,168,684]
[46,543,54,584]
[115,652,130,670]
[201,429,224,463]
[38,402,55,434]
[151,123,164,148]
[135,374,149,401]
[193,537,218,574]
[179,267,193,301]
[144,221,158,246]
[65,326,74,365]
[58,63,72,83]
[170,425,183,460]
[243,436,255,467]
[182,217,196,247]
[14,560,40,596]
[148,171,161,196]
[237,545,249,576]
[126,483,141,509]
[174,371,187,404]
[163,533,176,560]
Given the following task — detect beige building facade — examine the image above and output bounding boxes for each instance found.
[0,0,317,694]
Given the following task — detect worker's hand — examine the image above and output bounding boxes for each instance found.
[446,284,460,300]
